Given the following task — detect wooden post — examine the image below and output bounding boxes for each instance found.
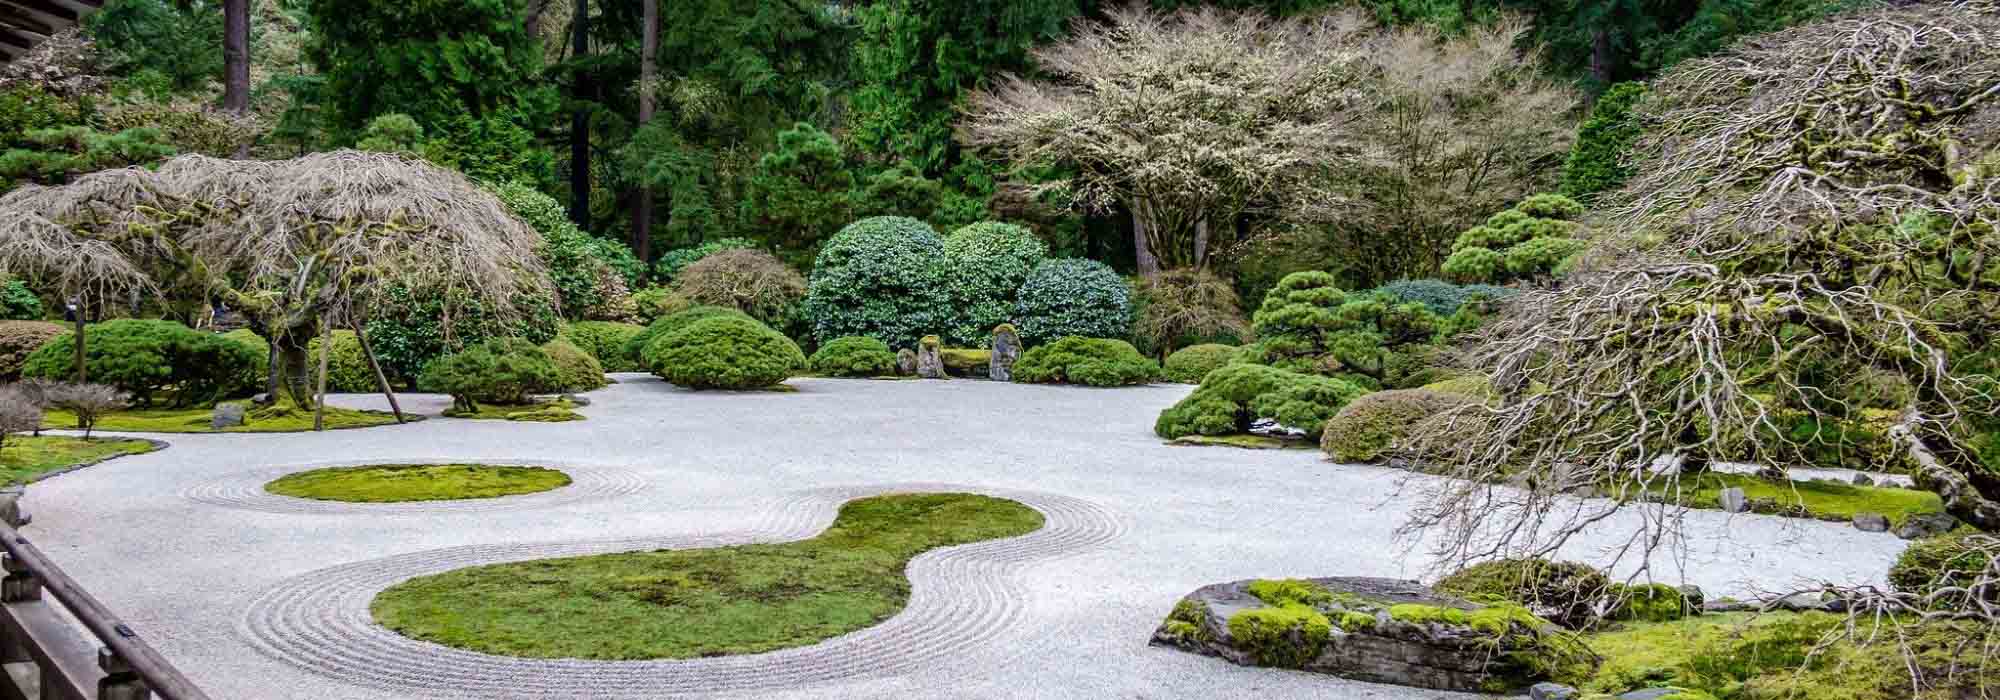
[312,324,332,431]
[70,298,85,384]
[98,647,152,700]
[349,321,404,424]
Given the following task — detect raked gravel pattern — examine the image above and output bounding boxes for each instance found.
[23,374,1914,700]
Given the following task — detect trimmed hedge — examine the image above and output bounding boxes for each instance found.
[1163,343,1236,384]
[22,319,258,407]
[1321,389,1474,463]
[801,216,951,349]
[0,320,63,381]
[1013,259,1133,345]
[808,336,899,377]
[642,315,805,390]
[623,306,754,368]
[419,337,560,408]
[560,321,646,373]
[542,338,608,392]
[1154,363,1366,438]
[1371,279,1517,317]
[1012,336,1158,387]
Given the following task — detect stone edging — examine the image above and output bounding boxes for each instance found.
[180,458,649,515]
[21,437,171,485]
[236,483,1127,698]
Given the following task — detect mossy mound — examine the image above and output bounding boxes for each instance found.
[1163,343,1236,383]
[1320,389,1475,463]
[441,399,585,422]
[265,464,572,503]
[1151,576,1594,692]
[44,402,404,433]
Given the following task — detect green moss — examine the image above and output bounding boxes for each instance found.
[1632,472,1943,525]
[1226,605,1331,668]
[1435,558,1613,629]
[1336,610,1378,632]
[1567,612,1920,699]
[1167,434,1312,450]
[939,348,991,371]
[1888,531,1994,604]
[1246,579,1334,607]
[443,400,584,422]
[0,436,158,484]
[1389,603,1472,626]
[372,493,1044,659]
[1159,599,1215,644]
[43,403,403,433]
[265,464,572,503]
[1608,583,1698,623]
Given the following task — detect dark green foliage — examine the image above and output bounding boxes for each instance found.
[1013,259,1132,346]
[417,113,556,189]
[559,321,647,373]
[801,216,952,349]
[1370,279,1516,317]
[541,338,608,392]
[0,281,42,320]
[302,0,556,136]
[363,286,562,384]
[942,222,1048,345]
[739,123,854,259]
[307,330,378,393]
[219,328,269,397]
[85,0,222,92]
[851,162,986,230]
[642,315,805,390]
[1441,194,1589,284]
[0,321,63,381]
[0,126,176,189]
[22,319,258,407]
[1560,83,1648,199]
[355,113,425,155]
[419,337,560,409]
[629,287,693,325]
[0,86,85,150]
[653,238,758,283]
[624,306,754,368]
[1163,343,1237,384]
[1888,531,1995,607]
[1012,336,1158,387]
[1154,363,1366,438]
[1247,271,1442,385]
[1509,0,1863,90]
[1321,389,1473,463]
[1434,558,1613,630]
[807,336,899,378]
[490,181,641,319]
[1606,583,1702,623]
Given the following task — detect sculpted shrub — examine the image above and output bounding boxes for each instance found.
[1163,343,1236,384]
[560,321,646,373]
[1012,337,1158,387]
[22,319,257,406]
[419,338,560,410]
[642,316,805,390]
[1248,271,1442,386]
[1013,259,1133,345]
[941,222,1047,344]
[801,216,951,348]
[541,338,607,392]
[808,336,899,378]
[1441,194,1589,284]
[1321,389,1474,463]
[624,306,754,367]
[1155,363,1365,438]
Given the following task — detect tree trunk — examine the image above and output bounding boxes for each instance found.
[1893,410,2000,531]
[312,323,332,430]
[70,310,85,383]
[273,326,318,409]
[1131,201,1160,275]
[1589,27,1614,88]
[630,0,657,270]
[223,0,250,157]
[566,0,592,228]
[351,321,404,423]
[1193,215,1210,269]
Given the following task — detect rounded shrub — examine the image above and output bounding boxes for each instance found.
[673,248,806,329]
[1889,531,1995,607]
[1163,343,1238,384]
[307,330,377,394]
[22,319,258,407]
[1012,336,1158,387]
[1321,389,1474,463]
[559,321,646,373]
[808,336,898,377]
[0,280,43,320]
[642,315,805,390]
[941,221,1047,344]
[1154,363,1366,439]
[1434,558,1612,630]
[541,338,607,392]
[1013,258,1133,345]
[364,285,561,384]
[419,337,560,408]
[629,287,693,325]
[0,320,63,381]
[623,306,754,367]
[801,216,951,349]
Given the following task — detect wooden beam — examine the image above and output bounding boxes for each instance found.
[0,9,52,36]
[0,31,30,51]
[0,0,77,23]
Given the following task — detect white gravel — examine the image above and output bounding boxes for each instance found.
[22,374,1911,699]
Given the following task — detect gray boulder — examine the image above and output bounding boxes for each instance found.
[1531,683,1580,700]
[1718,487,1748,513]
[1851,473,1875,486]
[895,348,918,376]
[1851,513,1889,533]
[1151,576,1586,693]
[1895,512,1959,540]
[990,325,1022,382]
[916,336,947,379]
[210,403,247,430]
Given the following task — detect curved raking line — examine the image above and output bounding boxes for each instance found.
[237,483,1126,698]
[180,459,649,514]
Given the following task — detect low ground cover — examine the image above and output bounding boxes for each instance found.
[43,403,403,433]
[265,464,572,503]
[1630,472,1944,525]
[0,436,158,484]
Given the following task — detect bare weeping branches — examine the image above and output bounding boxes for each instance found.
[1399,1,2000,574]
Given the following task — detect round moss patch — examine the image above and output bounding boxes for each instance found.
[264,464,572,503]
[369,492,1045,659]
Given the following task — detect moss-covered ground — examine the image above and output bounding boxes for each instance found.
[1632,472,1943,525]
[0,436,158,484]
[441,400,584,422]
[1168,435,1314,450]
[264,464,573,503]
[43,403,404,433]
[1567,612,1919,699]
[370,493,1044,659]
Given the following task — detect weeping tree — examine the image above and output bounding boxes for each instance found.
[0,151,553,411]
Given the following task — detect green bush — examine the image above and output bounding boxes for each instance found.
[364,285,561,384]
[1163,343,1237,383]
[559,321,646,373]
[642,316,805,390]
[1889,531,1995,607]
[624,306,754,368]
[1321,389,1474,463]
[419,338,560,409]
[491,181,641,320]
[941,221,1047,344]
[306,330,376,394]
[629,287,694,325]
[1013,258,1133,345]
[673,249,805,329]
[1248,272,1442,386]
[22,319,258,407]
[1155,364,1366,438]
[219,328,270,396]
[0,320,63,381]
[1560,82,1648,200]
[654,237,758,282]
[1434,558,1612,630]
[541,338,608,392]
[1443,194,1589,284]
[801,216,952,349]
[1371,279,1517,317]
[1012,336,1158,387]
[0,280,42,320]
[808,336,899,377]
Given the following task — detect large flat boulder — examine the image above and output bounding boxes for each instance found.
[1151,576,1592,693]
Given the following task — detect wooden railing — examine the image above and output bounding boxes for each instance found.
[0,489,210,700]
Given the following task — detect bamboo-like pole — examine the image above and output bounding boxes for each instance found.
[313,323,332,431]
[350,319,404,423]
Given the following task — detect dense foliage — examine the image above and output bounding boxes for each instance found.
[1243,271,1443,387]
[1163,343,1237,384]
[624,306,754,368]
[673,249,805,330]
[1133,269,1248,359]
[1011,337,1158,387]
[419,337,560,409]
[559,321,647,373]
[365,286,562,386]
[941,222,1047,345]
[807,336,899,378]
[641,315,804,390]
[1440,194,1590,284]
[1154,363,1366,439]
[1559,83,1648,199]
[492,181,640,321]
[541,338,608,392]
[22,319,257,407]
[1012,259,1132,346]
[800,217,951,349]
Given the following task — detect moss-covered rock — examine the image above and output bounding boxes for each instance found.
[1434,558,1613,630]
[1605,583,1703,623]
[1888,530,1995,607]
[940,348,992,377]
[1151,576,1594,692]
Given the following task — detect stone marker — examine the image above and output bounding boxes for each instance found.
[1851,513,1889,533]
[1718,487,1748,513]
[895,348,917,376]
[990,324,1022,382]
[211,402,247,430]
[1895,512,1959,540]
[1531,683,1580,700]
[916,335,947,379]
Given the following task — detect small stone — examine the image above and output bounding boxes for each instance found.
[1776,592,1829,612]
[895,348,917,376]
[210,403,247,429]
[916,336,947,379]
[1718,487,1748,513]
[989,325,1022,382]
[560,394,592,407]
[1851,513,1889,533]
[1851,473,1875,486]
[1895,512,1959,540]
[1703,597,1755,613]
[1530,682,1579,700]
[251,392,271,405]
